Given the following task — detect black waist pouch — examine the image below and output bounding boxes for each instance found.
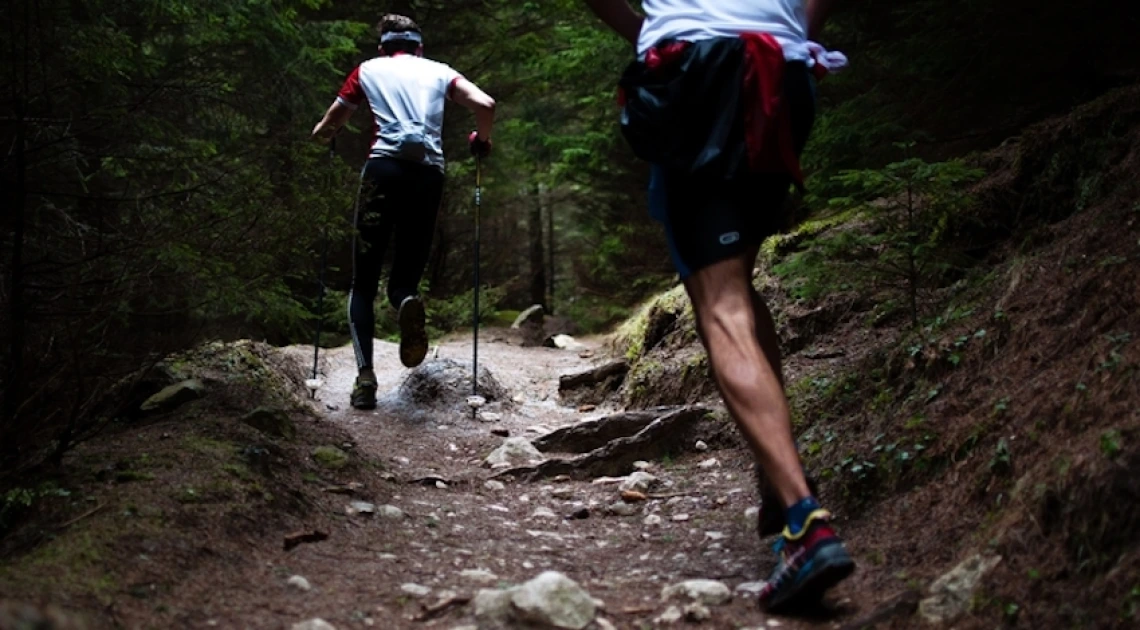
[619,37,748,178]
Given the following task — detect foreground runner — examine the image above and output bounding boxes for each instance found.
[583,0,854,612]
[312,14,495,410]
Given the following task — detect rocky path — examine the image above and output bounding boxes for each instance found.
[218,333,874,630]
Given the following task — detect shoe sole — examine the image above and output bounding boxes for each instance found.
[351,388,377,410]
[763,543,856,613]
[399,298,428,368]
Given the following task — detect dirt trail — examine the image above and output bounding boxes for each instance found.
[200,332,873,630]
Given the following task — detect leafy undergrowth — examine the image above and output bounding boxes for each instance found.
[610,84,1140,627]
[0,342,369,627]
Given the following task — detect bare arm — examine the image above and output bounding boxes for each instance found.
[311,101,353,144]
[806,0,837,40]
[583,0,644,46]
[451,78,496,141]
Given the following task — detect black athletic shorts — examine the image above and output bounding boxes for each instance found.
[648,61,816,278]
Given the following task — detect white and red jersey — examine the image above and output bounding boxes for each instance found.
[638,0,810,60]
[337,54,462,171]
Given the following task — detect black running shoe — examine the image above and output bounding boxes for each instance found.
[758,509,855,612]
[398,296,428,368]
[350,375,377,410]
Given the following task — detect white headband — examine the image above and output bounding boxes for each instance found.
[380,31,422,44]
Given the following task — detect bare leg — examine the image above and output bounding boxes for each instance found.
[684,252,809,508]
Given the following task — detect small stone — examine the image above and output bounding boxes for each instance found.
[436,480,448,489]
[697,458,720,469]
[484,479,506,491]
[460,569,499,584]
[619,472,658,494]
[919,554,1003,623]
[644,514,663,526]
[346,501,376,516]
[661,580,732,606]
[744,506,760,522]
[606,502,638,517]
[240,407,296,440]
[672,514,690,522]
[479,412,503,422]
[491,428,510,437]
[577,404,597,413]
[595,618,617,630]
[621,490,648,503]
[510,571,597,629]
[553,475,572,483]
[291,620,336,630]
[683,603,711,622]
[286,575,312,592]
[632,461,652,471]
[378,553,398,561]
[378,505,406,520]
[735,582,765,597]
[766,620,783,627]
[401,583,432,597]
[704,531,725,541]
[532,507,557,520]
[654,606,683,624]
[139,379,205,415]
[551,487,575,500]
[394,456,410,466]
[694,440,709,452]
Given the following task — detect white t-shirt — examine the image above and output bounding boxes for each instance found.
[337,55,462,171]
[637,0,810,60]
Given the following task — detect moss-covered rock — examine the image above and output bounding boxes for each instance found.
[311,446,349,470]
[240,407,296,440]
[139,379,205,415]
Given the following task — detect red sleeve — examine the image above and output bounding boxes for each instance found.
[336,66,364,109]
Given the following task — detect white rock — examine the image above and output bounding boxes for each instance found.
[644,514,663,526]
[394,456,410,466]
[531,507,557,520]
[661,580,732,606]
[654,606,683,624]
[286,575,312,592]
[704,531,725,541]
[735,582,765,597]
[919,554,1003,623]
[460,569,499,584]
[672,514,690,522]
[473,588,514,625]
[378,553,398,561]
[551,487,575,500]
[479,412,503,422]
[632,461,652,470]
[401,583,432,597]
[595,618,617,630]
[694,440,709,452]
[484,479,506,491]
[291,620,335,630]
[767,620,783,627]
[744,506,760,522]
[378,505,405,520]
[485,437,545,467]
[697,458,720,469]
[511,571,598,630]
[346,501,376,516]
[606,502,638,517]
[619,471,658,493]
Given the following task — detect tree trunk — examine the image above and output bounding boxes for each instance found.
[528,183,546,309]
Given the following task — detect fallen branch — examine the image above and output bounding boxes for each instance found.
[496,406,712,482]
[283,529,329,551]
[533,407,678,454]
[415,594,472,622]
[58,503,105,529]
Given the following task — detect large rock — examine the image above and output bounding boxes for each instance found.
[485,437,546,468]
[240,407,295,439]
[392,359,508,414]
[512,305,545,329]
[918,554,1002,623]
[510,571,598,629]
[139,379,204,415]
[543,334,585,351]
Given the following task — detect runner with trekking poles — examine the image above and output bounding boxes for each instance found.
[584,0,854,612]
[311,14,495,411]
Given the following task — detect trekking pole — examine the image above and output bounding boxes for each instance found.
[470,157,483,420]
[306,137,336,399]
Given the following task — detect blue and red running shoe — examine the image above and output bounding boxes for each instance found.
[758,509,855,612]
